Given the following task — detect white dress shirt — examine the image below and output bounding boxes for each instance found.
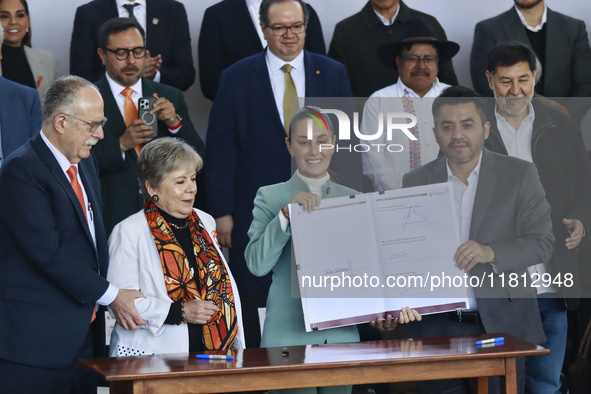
[105,73,181,143]
[117,0,147,34]
[361,78,450,191]
[373,6,400,26]
[245,0,266,48]
[494,103,535,163]
[40,131,118,306]
[447,152,483,310]
[266,49,306,126]
[515,4,548,32]
[106,73,143,122]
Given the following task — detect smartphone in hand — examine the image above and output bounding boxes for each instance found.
[138,96,158,138]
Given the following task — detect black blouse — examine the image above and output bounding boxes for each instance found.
[1,45,35,90]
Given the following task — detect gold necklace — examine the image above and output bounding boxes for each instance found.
[169,221,189,230]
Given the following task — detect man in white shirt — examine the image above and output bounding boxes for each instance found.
[205,0,352,348]
[470,0,591,122]
[91,18,204,236]
[484,41,591,394]
[403,85,553,394]
[361,17,459,191]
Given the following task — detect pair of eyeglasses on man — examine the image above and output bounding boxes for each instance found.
[64,114,108,133]
[103,46,147,61]
[399,55,439,66]
[265,23,307,36]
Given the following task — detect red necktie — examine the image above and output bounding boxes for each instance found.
[122,87,142,155]
[67,166,96,322]
[67,166,87,222]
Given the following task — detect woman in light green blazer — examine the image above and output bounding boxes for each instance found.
[245,107,419,394]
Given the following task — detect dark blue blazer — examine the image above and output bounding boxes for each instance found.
[198,0,326,100]
[70,0,195,91]
[0,133,110,368]
[0,76,42,161]
[205,49,352,248]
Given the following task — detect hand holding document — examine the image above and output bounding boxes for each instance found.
[290,182,471,332]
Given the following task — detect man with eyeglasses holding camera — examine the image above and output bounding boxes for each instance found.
[361,17,460,192]
[205,0,353,349]
[93,17,204,236]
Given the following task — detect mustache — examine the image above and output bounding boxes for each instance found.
[506,94,526,99]
[121,65,140,73]
[448,140,470,149]
[85,137,99,146]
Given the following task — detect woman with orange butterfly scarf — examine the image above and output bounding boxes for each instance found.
[107,137,244,356]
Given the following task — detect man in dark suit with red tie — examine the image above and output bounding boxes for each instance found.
[0,76,145,394]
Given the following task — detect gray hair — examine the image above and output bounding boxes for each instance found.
[137,137,203,199]
[42,75,99,126]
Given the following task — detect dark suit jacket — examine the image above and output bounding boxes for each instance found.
[0,76,42,161]
[205,49,352,249]
[328,1,458,98]
[470,7,591,121]
[0,133,109,368]
[402,149,553,344]
[198,0,326,101]
[484,100,591,302]
[93,76,204,235]
[70,0,195,91]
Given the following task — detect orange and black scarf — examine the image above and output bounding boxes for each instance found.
[144,200,238,350]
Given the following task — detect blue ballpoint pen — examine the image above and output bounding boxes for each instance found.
[196,354,235,361]
[475,337,504,345]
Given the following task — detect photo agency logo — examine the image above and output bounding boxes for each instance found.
[306,108,418,153]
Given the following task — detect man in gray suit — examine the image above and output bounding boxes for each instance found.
[403,86,554,394]
[470,0,591,122]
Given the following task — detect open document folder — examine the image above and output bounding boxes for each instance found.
[290,182,471,332]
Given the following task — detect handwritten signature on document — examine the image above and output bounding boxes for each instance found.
[402,205,427,230]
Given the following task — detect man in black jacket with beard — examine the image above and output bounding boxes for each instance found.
[484,41,591,394]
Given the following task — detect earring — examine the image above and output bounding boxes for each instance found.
[151,194,159,202]
[26,28,29,33]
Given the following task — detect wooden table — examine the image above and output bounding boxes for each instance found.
[79,334,548,394]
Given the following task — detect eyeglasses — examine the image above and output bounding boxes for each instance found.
[64,114,108,133]
[103,46,147,61]
[266,23,307,36]
[399,55,439,67]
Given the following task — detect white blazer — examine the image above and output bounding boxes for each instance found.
[0,45,59,100]
[107,209,245,356]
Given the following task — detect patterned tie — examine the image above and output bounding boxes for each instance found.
[281,64,299,135]
[67,166,96,322]
[402,89,421,169]
[122,87,142,155]
[123,2,139,19]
